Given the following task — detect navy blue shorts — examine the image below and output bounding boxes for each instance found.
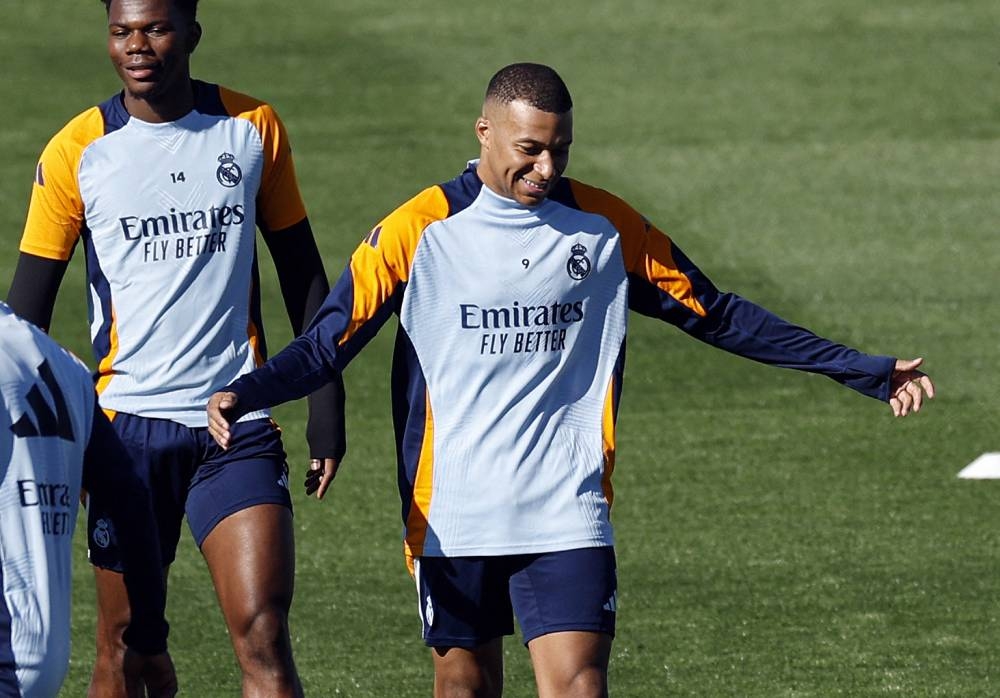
[87,413,291,571]
[413,547,617,647]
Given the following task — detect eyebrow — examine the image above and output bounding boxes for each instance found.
[108,18,174,29]
[515,138,573,147]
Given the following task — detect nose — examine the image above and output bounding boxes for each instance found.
[126,31,149,54]
[533,152,554,179]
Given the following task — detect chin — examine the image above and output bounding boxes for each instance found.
[125,84,157,100]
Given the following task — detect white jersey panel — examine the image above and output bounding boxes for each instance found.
[0,304,93,696]
[400,186,628,556]
[79,111,268,426]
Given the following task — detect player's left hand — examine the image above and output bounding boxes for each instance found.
[123,648,178,698]
[888,357,935,417]
[304,458,339,499]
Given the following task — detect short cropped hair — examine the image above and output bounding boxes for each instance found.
[100,0,199,21]
[484,63,573,114]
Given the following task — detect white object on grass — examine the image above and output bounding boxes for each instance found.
[958,453,1000,479]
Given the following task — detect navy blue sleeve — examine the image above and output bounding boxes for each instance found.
[82,401,168,655]
[227,264,397,414]
[627,241,895,401]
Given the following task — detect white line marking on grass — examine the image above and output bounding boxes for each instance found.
[958,453,1000,479]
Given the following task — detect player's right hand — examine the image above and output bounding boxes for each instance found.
[207,391,240,449]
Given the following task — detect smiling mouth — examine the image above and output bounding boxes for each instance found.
[125,64,158,79]
[520,176,548,194]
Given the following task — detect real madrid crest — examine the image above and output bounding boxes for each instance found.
[216,152,243,188]
[92,518,112,549]
[566,242,591,281]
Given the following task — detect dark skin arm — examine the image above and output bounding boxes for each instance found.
[6,252,69,332]
[259,216,346,499]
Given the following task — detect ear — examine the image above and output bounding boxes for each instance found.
[186,21,202,54]
[475,116,490,149]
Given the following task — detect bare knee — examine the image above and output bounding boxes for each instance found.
[529,631,610,698]
[435,666,499,698]
[433,645,503,698]
[91,610,129,695]
[539,666,607,698]
[231,605,295,676]
[95,612,129,659]
[94,570,131,651]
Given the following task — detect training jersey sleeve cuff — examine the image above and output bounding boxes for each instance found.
[306,377,347,460]
[843,353,896,401]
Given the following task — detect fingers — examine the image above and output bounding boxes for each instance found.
[893,357,924,373]
[889,395,905,417]
[890,383,917,417]
[916,373,936,400]
[304,458,338,499]
[889,357,935,418]
[317,459,337,499]
[304,461,322,496]
[890,374,933,417]
[206,392,237,449]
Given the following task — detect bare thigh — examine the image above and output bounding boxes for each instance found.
[200,503,301,697]
[200,503,295,634]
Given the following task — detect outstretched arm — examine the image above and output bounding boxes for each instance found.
[673,289,935,417]
[261,217,345,499]
[617,211,934,415]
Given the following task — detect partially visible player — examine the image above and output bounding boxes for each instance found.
[0,302,175,698]
[207,63,934,697]
[5,0,345,696]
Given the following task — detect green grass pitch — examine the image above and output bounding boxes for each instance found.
[1,1,998,695]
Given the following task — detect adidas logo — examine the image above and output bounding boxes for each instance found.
[10,359,75,442]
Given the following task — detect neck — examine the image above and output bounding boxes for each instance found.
[123,81,195,124]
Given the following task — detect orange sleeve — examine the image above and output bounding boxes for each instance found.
[219,87,307,232]
[568,179,707,318]
[19,108,105,261]
[341,185,450,345]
